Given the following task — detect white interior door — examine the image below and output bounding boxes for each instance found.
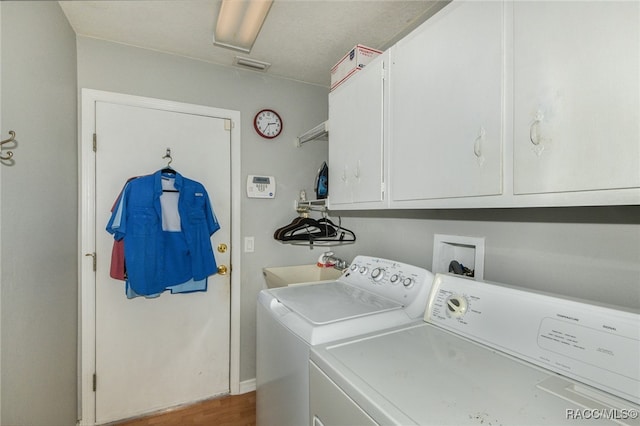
[93,101,231,424]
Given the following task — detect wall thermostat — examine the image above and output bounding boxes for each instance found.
[247,175,276,198]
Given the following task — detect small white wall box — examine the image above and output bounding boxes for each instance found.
[330,44,382,91]
[433,234,485,280]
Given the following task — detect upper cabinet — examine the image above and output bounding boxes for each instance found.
[328,51,389,209]
[512,1,640,200]
[326,1,640,210]
[389,1,504,204]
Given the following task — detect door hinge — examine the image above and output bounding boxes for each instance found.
[92,133,97,152]
[93,373,97,392]
[224,119,232,131]
[85,252,96,271]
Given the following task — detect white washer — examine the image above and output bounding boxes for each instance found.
[310,273,640,425]
[256,256,435,426]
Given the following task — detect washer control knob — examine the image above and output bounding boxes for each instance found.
[390,274,400,284]
[371,268,385,282]
[446,295,468,318]
[359,266,369,275]
[350,264,358,272]
[402,277,414,288]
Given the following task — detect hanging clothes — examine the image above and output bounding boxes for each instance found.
[108,176,212,299]
[107,170,220,297]
[109,176,138,281]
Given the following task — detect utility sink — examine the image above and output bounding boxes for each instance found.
[262,264,344,288]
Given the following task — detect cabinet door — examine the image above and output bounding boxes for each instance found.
[513,1,640,195]
[328,76,355,205]
[310,362,378,426]
[328,53,386,208]
[390,1,503,203]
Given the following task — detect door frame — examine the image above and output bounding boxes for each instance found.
[78,89,242,426]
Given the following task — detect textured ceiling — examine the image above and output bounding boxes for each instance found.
[59,0,447,87]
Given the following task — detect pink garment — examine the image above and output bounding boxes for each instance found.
[109,177,138,281]
[110,239,126,280]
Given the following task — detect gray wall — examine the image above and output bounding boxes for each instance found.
[75,36,331,384]
[1,2,78,425]
[330,207,640,310]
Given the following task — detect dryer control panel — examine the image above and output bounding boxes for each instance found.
[341,256,434,320]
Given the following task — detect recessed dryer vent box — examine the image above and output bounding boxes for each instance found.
[433,234,485,280]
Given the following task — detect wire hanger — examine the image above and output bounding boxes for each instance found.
[160,147,179,192]
[161,148,175,174]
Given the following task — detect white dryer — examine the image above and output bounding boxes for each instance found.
[256,256,434,426]
[310,273,640,425]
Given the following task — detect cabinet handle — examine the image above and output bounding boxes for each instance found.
[474,127,485,157]
[529,112,543,146]
[341,166,348,182]
[529,111,546,156]
[474,127,485,166]
[354,160,361,179]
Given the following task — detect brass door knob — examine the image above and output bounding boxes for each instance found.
[217,265,228,275]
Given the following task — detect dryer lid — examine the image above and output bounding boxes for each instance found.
[272,281,402,325]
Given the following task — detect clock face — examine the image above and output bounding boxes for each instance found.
[254,109,282,139]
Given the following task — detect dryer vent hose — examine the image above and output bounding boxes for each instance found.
[448,260,474,277]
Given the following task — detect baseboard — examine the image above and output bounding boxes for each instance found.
[238,378,256,394]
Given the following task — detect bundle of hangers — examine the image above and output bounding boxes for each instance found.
[274,214,356,244]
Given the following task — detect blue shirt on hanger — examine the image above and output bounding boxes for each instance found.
[107,170,220,296]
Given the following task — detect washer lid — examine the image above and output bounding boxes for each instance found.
[312,323,640,426]
[272,281,402,325]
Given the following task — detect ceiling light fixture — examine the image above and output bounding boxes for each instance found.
[213,0,274,53]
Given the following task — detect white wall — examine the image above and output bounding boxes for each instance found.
[1,2,78,425]
[75,36,331,383]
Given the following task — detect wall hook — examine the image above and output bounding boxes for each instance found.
[162,147,172,167]
[0,130,16,161]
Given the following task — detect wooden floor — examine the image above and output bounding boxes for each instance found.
[113,392,256,426]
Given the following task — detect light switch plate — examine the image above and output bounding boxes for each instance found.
[244,236,255,253]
